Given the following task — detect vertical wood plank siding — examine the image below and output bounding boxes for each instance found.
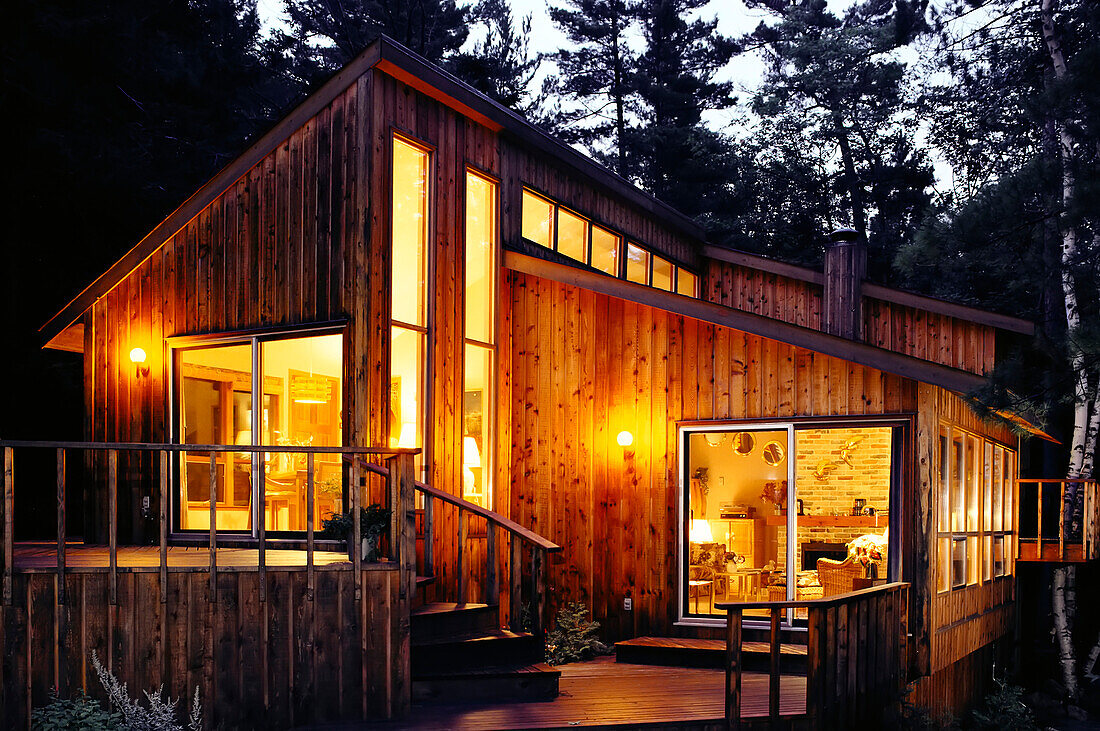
[504,270,919,638]
[704,260,998,377]
[0,568,402,729]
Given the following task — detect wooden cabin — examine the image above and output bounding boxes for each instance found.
[2,36,1070,728]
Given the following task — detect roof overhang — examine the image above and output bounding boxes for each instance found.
[505,250,990,395]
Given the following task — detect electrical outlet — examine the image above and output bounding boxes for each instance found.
[623,596,632,611]
[142,496,150,510]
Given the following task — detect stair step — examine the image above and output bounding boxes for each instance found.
[412,629,543,672]
[411,602,498,641]
[614,636,807,673]
[412,662,560,704]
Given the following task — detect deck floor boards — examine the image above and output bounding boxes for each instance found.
[357,655,806,730]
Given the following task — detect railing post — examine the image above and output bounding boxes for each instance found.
[423,494,434,577]
[726,607,743,729]
[3,446,12,606]
[160,450,168,603]
[806,606,825,730]
[209,451,217,603]
[456,509,466,605]
[392,453,415,603]
[509,535,523,631]
[485,523,498,608]
[769,606,781,721]
[351,458,361,601]
[1036,481,1043,558]
[258,448,266,602]
[56,448,66,605]
[109,449,118,605]
[306,452,315,602]
[531,547,546,638]
[1059,480,1066,560]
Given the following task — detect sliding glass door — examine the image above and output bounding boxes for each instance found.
[681,421,900,624]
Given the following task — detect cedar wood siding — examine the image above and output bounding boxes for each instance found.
[703,259,999,377]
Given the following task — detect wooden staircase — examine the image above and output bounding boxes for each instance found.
[410,601,560,703]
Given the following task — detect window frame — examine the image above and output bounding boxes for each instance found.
[167,322,348,539]
[935,423,1016,593]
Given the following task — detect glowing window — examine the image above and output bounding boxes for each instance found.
[652,255,673,291]
[466,172,496,344]
[626,244,649,285]
[591,224,620,275]
[557,208,588,263]
[677,269,698,297]
[521,190,553,248]
[392,137,429,327]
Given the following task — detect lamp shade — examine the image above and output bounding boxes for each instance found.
[463,436,481,467]
[129,347,147,364]
[689,519,713,543]
[616,430,633,447]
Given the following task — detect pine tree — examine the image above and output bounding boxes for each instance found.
[548,0,639,176]
[449,0,544,114]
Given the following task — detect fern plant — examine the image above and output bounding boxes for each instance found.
[544,602,608,666]
[91,650,202,731]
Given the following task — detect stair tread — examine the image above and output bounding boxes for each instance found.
[616,636,807,656]
[414,662,559,680]
[412,628,532,647]
[415,575,436,587]
[412,601,493,616]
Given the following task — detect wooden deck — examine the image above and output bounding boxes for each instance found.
[12,543,352,571]
[356,655,807,730]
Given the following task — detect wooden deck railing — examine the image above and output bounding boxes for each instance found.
[1017,479,1099,563]
[357,459,562,635]
[717,582,909,730]
[0,440,419,728]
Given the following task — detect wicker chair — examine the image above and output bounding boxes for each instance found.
[816,556,863,597]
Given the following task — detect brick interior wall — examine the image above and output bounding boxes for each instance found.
[775,426,892,572]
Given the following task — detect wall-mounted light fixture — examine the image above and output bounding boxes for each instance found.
[129,347,149,377]
[616,430,633,449]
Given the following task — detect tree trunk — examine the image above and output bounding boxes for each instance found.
[831,110,868,242]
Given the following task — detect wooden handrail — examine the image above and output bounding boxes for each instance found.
[0,439,417,455]
[721,582,910,730]
[414,481,562,553]
[715,581,910,612]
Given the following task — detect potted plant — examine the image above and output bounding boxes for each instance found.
[320,504,391,562]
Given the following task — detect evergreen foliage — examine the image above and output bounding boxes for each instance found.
[544,602,609,665]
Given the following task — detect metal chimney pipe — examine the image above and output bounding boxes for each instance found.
[823,227,866,340]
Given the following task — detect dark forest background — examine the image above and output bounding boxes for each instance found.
[3,0,1100,708]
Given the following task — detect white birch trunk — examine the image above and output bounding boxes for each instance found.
[1041,0,1088,698]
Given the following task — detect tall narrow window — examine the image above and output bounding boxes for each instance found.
[390,136,431,474]
[464,170,497,508]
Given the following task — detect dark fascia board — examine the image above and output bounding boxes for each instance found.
[40,36,707,347]
[505,250,989,395]
[373,39,706,246]
[703,245,1034,336]
[39,43,384,346]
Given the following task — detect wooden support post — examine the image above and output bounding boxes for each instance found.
[350,459,361,601]
[531,547,546,638]
[3,446,11,606]
[806,606,825,729]
[456,509,466,605]
[56,448,66,605]
[209,451,217,602]
[770,606,781,721]
[485,523,498,607]
[423,495,434,577]
[392,453,415,603]
[108,449,118,606]
[306,452,315,601]
[509,536,523,631]
[159,451,168,603]
[1037,482,1043,557]
[258,450,266,602]
[1059,481,1066,560]
[726,607,743,729]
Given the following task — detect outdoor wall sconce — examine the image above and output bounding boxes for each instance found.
[129,347,149,377]
[616,430,634,450]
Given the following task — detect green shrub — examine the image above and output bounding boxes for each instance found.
[32,688,121,730]
[970,680,1037,731]
[545,602,608,665]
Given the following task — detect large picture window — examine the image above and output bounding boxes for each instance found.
[680,421,900,623]
[175,331,343,534]
[937,425,1015,591]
